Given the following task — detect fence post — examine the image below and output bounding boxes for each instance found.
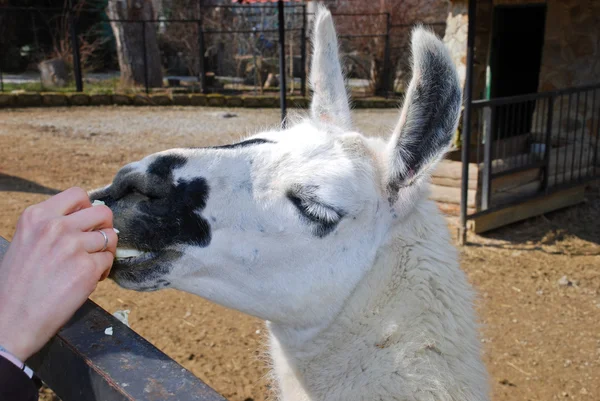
[197,3,207,94]
[0,44,4,92]
[542,96,554,192]
[0,15,4,92]
[481,105,494,210]
[277,0,287,126]
[459,0,476,245]
[382,12,391,99]
[594,89,600,172]
[300,4,307,98]
[142,21,149,94]
[69,12,83,92]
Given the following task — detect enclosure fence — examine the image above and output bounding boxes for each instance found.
[462,84,600,221]
[0,4,446,99]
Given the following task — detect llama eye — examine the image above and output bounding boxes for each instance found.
[303,202,341,223]
[287,193,342,224]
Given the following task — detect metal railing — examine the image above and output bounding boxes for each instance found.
[0,4,445,100]
[0,236,226,401]
[462,84,600,222]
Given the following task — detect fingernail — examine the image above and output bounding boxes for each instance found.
[113,228,120,234]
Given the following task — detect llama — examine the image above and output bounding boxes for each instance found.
[91,6,489,400]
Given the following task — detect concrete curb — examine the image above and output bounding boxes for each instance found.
[0,92,400,109]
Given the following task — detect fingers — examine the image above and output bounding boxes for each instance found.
[64,204,113,232]
[37,187,92,218]
[89,251,115,282]
[81,229,118,255]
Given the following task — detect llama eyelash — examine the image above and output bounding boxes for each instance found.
[286,191,344,224]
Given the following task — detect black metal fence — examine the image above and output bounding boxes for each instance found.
[463,84,600,219]
[0,3,445,98]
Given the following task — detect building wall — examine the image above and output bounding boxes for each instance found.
[444,0,599,144]
[442,0,493,98]
[538,0,600,91]
[447,0,600,95]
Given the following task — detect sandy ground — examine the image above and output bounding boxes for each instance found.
[0,106,598,401]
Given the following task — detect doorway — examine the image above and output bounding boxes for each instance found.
[489,4,547,141]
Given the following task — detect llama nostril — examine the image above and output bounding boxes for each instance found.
[90,187,118,208]
[89,185,118,208]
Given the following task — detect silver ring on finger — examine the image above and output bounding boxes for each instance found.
[98,230,108,252]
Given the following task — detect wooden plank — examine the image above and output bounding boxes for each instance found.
[488,142,594,175]
[492,165,593,206]
[436,202,476,216]
[492,180,541,207]
[433,159,479,181]
[429,184,476,207]
[491,167,541,194]
[467,185,586,234]
[457,133,531,163]
[431,176,478,190]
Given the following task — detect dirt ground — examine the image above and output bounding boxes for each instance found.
[0,107,598,401]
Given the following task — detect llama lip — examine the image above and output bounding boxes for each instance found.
[115,248,144,259]
[114,248,155,264]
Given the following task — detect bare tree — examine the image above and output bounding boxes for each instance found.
[49,1,109,73]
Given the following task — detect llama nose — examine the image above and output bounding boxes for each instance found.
[89,185,117,208]
[110,164,168,200]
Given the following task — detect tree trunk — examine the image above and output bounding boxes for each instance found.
[106,0,163,88]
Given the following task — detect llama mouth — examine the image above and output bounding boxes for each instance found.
[114,248,156,264]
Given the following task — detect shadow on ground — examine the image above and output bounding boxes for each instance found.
[471,181,600,253]
[0,173,61,195]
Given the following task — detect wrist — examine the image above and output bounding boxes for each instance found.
[0,345,24,368]
[0,345,35,379]
[0,331,34,361]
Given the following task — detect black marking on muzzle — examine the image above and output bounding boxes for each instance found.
[148,154,187,178]
[99,154,212,252]
[132,176,212,249]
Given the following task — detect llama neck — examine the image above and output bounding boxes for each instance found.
[267,201,489,401]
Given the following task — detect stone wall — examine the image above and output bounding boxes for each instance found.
[538,0,600,91]
[534,0,599,142]
[442,0,492,100]
[442,0,493,145]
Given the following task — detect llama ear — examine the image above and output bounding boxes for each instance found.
[309,5,351,130]
[386,27,462,198]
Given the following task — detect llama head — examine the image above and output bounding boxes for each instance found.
[90,6,461,329]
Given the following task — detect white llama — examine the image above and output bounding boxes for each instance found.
[91,6,489,400]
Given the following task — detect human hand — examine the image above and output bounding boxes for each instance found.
[0,187,117,361]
